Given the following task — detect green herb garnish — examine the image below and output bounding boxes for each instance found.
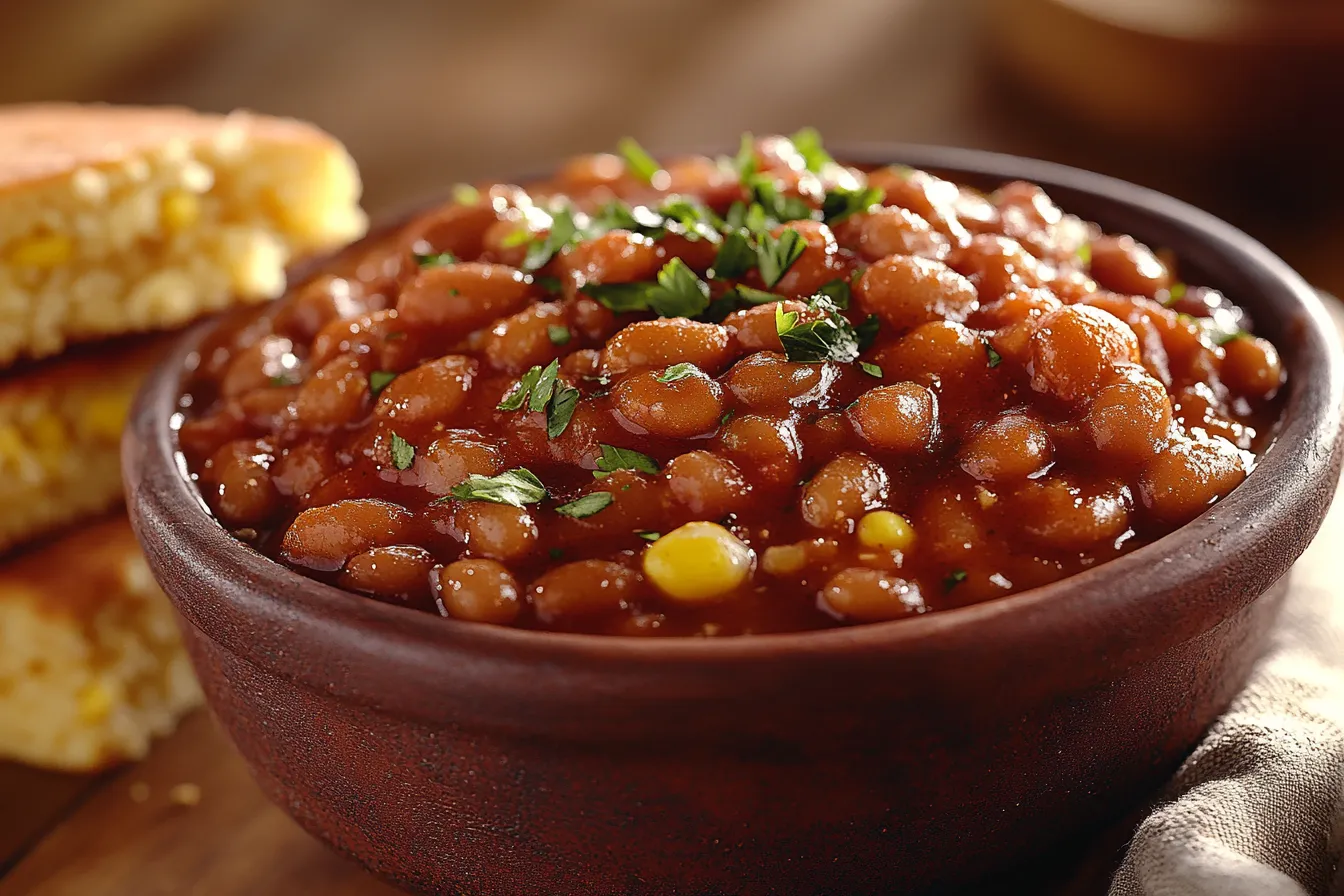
[775,298,863,364]
[269,372,299,388]
[1163,282,1188,307]
[498,361,554,412]
[594,444,660,478]
[546,384,580,438]
[943,569,968,592]
[985,342,1003,368]
[856,314,881,352]
[548,547,565,561]
[638,531,661,542]
[529,359,560,413]
[656,362,702,383]
[448,468,547,507]
[414,251,457,267]
[617,137,661,184]
[583,258,711,318]
[756,228,806,288]
[711,230,756,280]
[790,127,833,173]
[556,491,614,519]
[821,185,884,224]
[500,228,533,248]
[1075,243,1092,265]
[746,176,815,223]
[451,183,480,205]
[369,370,397,397]
[389,432,415,471]
[535,275,564,293]
[733,132,757,179]
[859,361,883,378]
[522,206,579,272]
[723,285,781,306]
[547,325,572,345]
[816,278,851,310]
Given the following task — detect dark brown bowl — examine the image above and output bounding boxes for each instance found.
[124,146,1344,896]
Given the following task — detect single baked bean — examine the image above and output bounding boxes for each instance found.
[569,296,620,342]
[799,412,850,468]
[769,221,848,299]
[601,319,735,375]
[403,201,498,261]
[234,385,298,432]
[1138,435,1249,524]
[455,502,539,562]
[655,233,719,273]
[958,412,1052,481]
[839,205,952,263]
[1087,235,1170,298]
[340,545,436,605]
[1029,305,1141,404]
[614,368,726,438]
[1087,374,1174,462]
[718,413,803,489]
[413,434,502,496]
[206,439,279,527]
[484,302,567,374]
[800,452,889,530]
[970,288,1061,329]
[555,152,627,190]
[530,560,642,622]
[273,275,365,343]
[397,263,536,332]
[566,230,664,286]
[293,356,370,429]
[1220,335,1283,401]
[819,569,925,622]
[1014,477,1130,550]
[847,382,938,453]
[871,321,989,392]
[914,486,986,562]
[951,234,1045,303]
[665,451,751,519]
[271,439,337,499]
[868,167,971,246]
[219,335,297,398]
[433,559,521,625]
[554,470,666,535]
[857,255,979,331]
[309,309,414,370]
[722,351,827,412]
[374,355,475,424]
[724,301,806,353]
[560,348,601,379]
[281,499,413,572]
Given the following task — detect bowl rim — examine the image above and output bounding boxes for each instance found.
[126,142,1344,669]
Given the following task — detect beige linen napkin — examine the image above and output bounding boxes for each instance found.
[1110,304,1344,896]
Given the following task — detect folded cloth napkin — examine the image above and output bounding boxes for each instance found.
[1110,303,1344,896]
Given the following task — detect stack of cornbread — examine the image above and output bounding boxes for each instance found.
[0,104,365,771]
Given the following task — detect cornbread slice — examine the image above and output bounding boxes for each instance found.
[0,336,171,554]
[0,514,201,771]
[0,103,366,367]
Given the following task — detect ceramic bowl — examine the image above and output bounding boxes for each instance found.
[124,146,1344,895]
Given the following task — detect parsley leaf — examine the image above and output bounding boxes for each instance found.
[985,341,1003,368]
[790,126,833,173]
[775,298,864,364]
[859,361,883,378]
[733,132,757,179]
[657,362,701,383]
[638,531,661,542]
[546,385,580,438]
[747,175,815,223]
[594,444,660,478]
[617,137,661,184]
[415,251,457,267]
[451,183,480,205]
[449,468,547,507]
[369,370,397,397]
[756,228,806,288]
[651,258,711,317]
[943,569,968,592]
[1217,330,1249,347]
[547,325,572,345]
[821,185,884,224]
[535,275,563,293]
[856,314,881,352]
[816,278,851,310]
[498,364,545,411]
[529,359,560,413]
[1075,243,1092,265]
[657,197,722,241]
[500,228,533,248]
[522,206,579,272]
[389,432,415,471]
[581,281,657,313]
[590,199,665,239]
[1163,282,1188,307]
[723,285,781,306]
[555,491,614,519]
[711,230,756,280]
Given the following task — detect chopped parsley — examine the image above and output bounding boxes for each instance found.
[1163,282,1188,307]
[656,362,701,383]
[448,468,547,507]
[816,278,851,310]
[497,360,579,438]
[500,228,533,248]
[584,258,710,318]
[1075,243,1092,266]
[529,360,560,413]
[414,251,457,267]
[943,569,968,592]
[546,384,580,438]
[547,325,572,345]
[617,137,661,184]
[534,275,563,293]
[269,372,299,388]
[451,183,480,205]
[368,370,397,397]
[522,206,580,272]
[775,298,864,364]
[985,342,1003,368]
[711,231,756,280]
[746,175,815,223]
[855,314,881,353]
[756,228,806,288]
[859,361,883,378]
[719,408,736,427]
[723,285,780,306]
[555,491,614,519]
[548,547,566,561]
[821,185,884,224]
[389,432,415,471]
[594,444,660,478]
[733,132,757,179]
[638,531,661,542]
[790,126,833,173]
[497,363,548,411]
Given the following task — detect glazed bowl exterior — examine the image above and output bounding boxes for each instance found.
[124,146,1344,895]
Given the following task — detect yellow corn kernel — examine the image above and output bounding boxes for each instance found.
[77,681,117,724]
[28,412,68,452]
[160,188,201,232]
[762,543,809,577]
[9,233,73,268]
[643,521,753,604]
[0,425,25,467]
[82,392,133,441]
[856,511,916,553]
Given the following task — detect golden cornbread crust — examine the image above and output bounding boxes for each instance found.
[0,514,201,771]
[0,335,169,554]
[0,103,366,367]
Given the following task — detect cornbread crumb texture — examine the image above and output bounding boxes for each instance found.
[0,515,201,772]
[0,336,168,553]
[0,103,367,367]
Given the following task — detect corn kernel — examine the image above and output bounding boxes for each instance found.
[82,392,133,441]
[160,188,201,232]
[643,521,753,604]
[0,425,25,467]
[856,511,915,553]
[28,412,68,453]
[9,233,72,268]
[762,544,809,577]
[77,681,117,724]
